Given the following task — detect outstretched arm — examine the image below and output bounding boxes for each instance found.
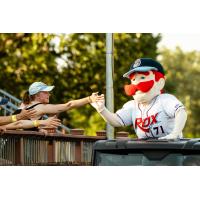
[159,108,187,140]
[0,109,37,125]
[91,94,124,127]
[34,92,102,115]
[1,116,61,130]
[99,108,125,127]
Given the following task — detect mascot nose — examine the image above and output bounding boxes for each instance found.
[124,84,137,96]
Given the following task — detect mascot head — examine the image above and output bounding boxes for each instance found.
[123,58,165,104]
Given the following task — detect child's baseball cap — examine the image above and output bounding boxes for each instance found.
[28,82,55,95]
[123,58,165,78]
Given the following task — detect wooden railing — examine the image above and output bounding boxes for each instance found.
[0,129,129,166]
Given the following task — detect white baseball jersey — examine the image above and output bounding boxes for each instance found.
[116,94,185,139]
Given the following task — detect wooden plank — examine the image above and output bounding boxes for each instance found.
[15,138,24,165]
[48,140,56,164]
[75,140,82,163]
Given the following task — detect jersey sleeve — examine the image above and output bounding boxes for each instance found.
[115,100,135,126]
[160,94,185,118]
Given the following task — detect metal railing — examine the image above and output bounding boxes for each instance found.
[0,89,70,133]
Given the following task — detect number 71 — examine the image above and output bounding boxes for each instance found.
[153,126,164,135]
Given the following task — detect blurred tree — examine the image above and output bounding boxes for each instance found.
[0,33,161,136]
[0,33,59,97]
[159,47,200,137]
[52,34,107,131]
[58,33,161,135]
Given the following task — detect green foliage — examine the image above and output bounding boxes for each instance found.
[0,33,59,98]
[159,47,200,137]
[61,33,161,135]
[0,33,161,136]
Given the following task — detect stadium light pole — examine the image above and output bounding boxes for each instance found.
[106,33,114,139]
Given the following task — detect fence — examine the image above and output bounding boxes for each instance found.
[0,129,113,165]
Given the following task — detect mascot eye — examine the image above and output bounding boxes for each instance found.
[141,76,146,79]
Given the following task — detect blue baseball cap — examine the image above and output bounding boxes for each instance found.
[29,82,55,95]
[123,58,165,78]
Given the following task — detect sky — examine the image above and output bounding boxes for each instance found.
[158,33,200,51]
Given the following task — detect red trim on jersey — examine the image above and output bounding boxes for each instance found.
[124,80,154,96]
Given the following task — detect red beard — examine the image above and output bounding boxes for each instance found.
[124,80,154,96]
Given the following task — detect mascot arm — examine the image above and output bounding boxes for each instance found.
[91,100,124,127]
[99,107,125,127]
[159,108,187,140]
[173,108,187,135]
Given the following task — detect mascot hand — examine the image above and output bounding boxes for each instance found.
[90,94,105,113]
[158,132,181,140]
[159,109,186,140]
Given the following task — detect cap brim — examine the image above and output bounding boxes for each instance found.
[40,86,55,92]
[123,66,158,78]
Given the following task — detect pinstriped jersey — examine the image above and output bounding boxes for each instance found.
[116,94,185,139]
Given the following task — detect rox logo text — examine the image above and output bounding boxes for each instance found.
[135,113,158,132]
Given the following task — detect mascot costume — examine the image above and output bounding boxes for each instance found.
[91,58,187,139]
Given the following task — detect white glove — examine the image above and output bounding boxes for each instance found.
[90,94,124,127]
[90,95,105,113]
[159,108,187,140]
